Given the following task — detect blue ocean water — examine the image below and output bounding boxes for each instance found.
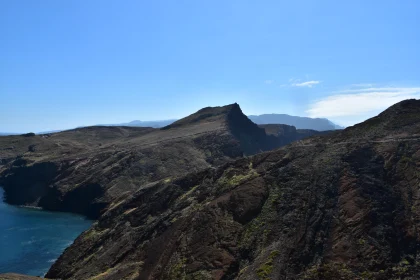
[0,188,92,277]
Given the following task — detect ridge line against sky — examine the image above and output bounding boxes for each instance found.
[1,0,419,132]
[306,85,420,126]
[262,79,420,126]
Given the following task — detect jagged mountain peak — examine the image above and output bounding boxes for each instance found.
[162,103,242,129]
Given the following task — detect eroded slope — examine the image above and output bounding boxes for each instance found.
[47,99,420,280]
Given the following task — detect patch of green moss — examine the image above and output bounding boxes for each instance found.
[392,264,409,276]
[256,250,280,279]
[240,218,265,247]
[239,186,281,248]
[167,256,187,280]
[220,173,251,186]
[269,250,280,258]
[257,263,273,279]
[217,168,258,193]
[400,258,410,266]
[360,271,374,279]
[179,185,199,200]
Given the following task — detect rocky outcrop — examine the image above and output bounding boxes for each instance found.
[45,99,420,279]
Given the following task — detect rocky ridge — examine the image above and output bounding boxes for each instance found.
[0,104,319,220]
[45,99,420,279]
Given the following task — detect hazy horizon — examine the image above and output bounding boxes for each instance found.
[1,0,419,133]
[0,107,344,134]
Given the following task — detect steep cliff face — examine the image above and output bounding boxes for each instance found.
[226,104,284,155]
[258,124,332,145]
[0,104,309,219]
[46,99,420,280]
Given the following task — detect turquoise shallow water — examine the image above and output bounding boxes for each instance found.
[0,188,92,277]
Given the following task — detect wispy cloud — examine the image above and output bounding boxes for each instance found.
[292,80,320,88]
[349,83,374,88]
[306,86,420,126]
[264,80,274,84]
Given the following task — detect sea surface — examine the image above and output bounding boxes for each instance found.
[0,188,92,277]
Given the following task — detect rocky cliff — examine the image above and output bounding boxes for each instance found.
[258,124,333,145]
[45,99,420,279]
[0,104,314,219]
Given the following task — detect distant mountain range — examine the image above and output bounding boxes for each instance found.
[104,114,343,131]
[0,114,343,136]
[97,119,177,128]
[248,114,344,131]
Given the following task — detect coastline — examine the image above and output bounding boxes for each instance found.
[0,187,93,276]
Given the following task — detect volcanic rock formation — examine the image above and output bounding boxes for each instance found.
[0,104,316,219]
[44,100,420,279]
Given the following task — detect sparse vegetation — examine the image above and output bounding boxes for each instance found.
[256,250,280,279]
[167,256,187,280]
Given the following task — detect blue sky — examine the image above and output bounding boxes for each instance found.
[1,0,419,132]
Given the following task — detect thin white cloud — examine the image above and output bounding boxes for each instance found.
[349,83,374,88]
[264,80,274,84]
[306,86,420,126]
[292,80,320,88]
[331,87,420,95]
